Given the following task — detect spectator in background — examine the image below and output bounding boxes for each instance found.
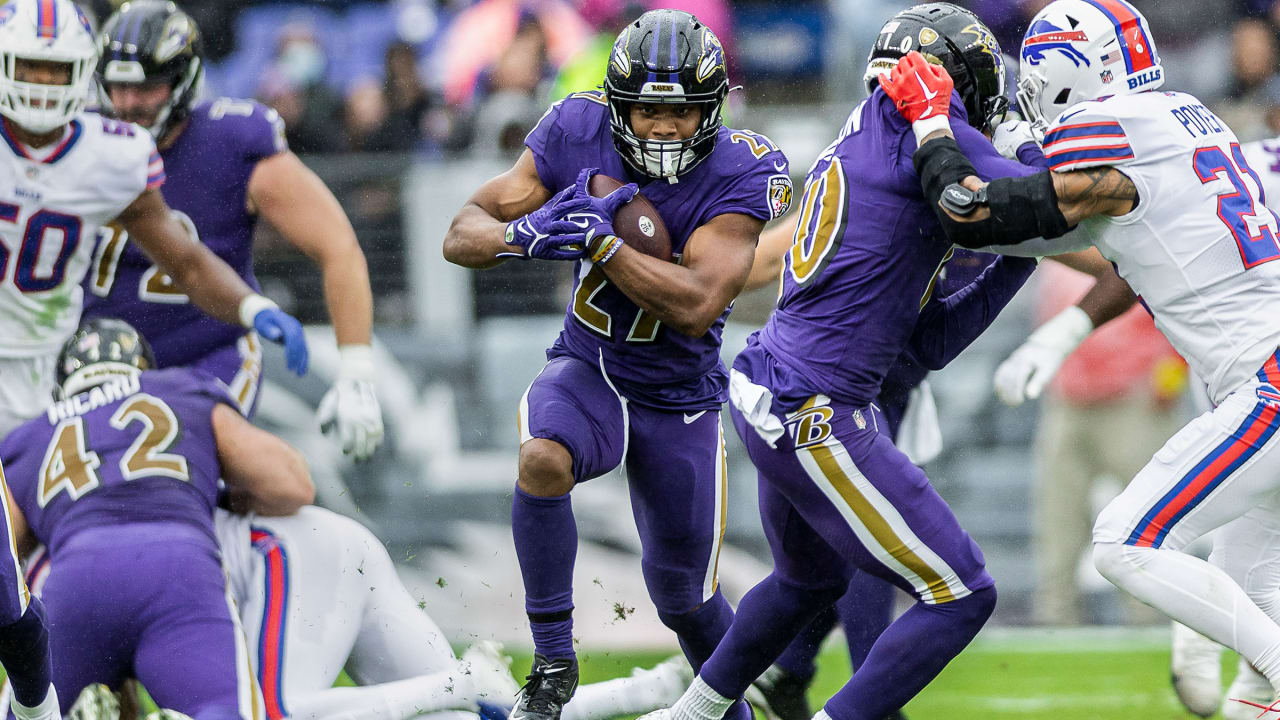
[346,42,447,152]
[1024,263,1188,626]
[258,23,345,154]
[470,15,554,154]
[1213,17,1279,142]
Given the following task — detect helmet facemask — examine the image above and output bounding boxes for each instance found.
[606,94,723,179]
[0,54,93,135]
[97,56,203,140]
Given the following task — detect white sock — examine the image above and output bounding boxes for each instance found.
[286,664,477,720]
[812,710,834,720]
[10,685,58,720]
[1095,542,1280,689]
[670,676,733,720]
[562,662,687,720]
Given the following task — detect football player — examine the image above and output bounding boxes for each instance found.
[443,9,790,720]
[0,0,308,437]
[1,318,316,719]
[639,5,1049,720]
[881,0,1280,711]
[89,0,382,458]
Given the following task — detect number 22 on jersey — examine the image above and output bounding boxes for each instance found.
[38,394,189,507]
[1194,142,1280,268]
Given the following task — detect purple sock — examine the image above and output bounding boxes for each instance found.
[835,571,896,670]
[774,604,836,679]
[513,485,578,660]
[699,574,843,698]
[0,597,51,708]
[825,585,996,720]
[656,590,734,672]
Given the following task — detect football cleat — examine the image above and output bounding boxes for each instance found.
[1170,622,1222,718]
[463,641,522,706]
[67,684,119,720]
[747,664,812,720]
[509,654,579,720]
[1224,656,1275,720]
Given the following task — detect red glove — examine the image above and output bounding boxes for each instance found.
[878,51,954,124]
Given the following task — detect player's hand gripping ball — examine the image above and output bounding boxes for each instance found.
[253,307,309,375]
[500,185,595,262]
[879,51,955,125]
[585,172,672,263]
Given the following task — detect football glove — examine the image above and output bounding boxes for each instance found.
[879,51,955,143]
[317,345,384,461]
[240,294,308,376]
[500,186,589,261]
[992,119,1042,161]
[568,168,638,258]
[993,305,1093,406]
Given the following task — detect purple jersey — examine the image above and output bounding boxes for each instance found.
[753,91,1037,409]
[1,368,232,553]
[526,91,792,410]
[82,98,286,366]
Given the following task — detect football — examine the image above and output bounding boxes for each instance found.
[588,174,673,261]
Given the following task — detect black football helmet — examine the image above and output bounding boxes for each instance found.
[56,318,156,399]
[603,9,729,179]
[96,0,203,139]
[864,3,1008,131]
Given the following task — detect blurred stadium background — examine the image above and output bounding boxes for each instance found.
[77,0,1280,666]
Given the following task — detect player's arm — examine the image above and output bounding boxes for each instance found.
[211,404,314,516]
[442,149,553,269]
[993,249,1139,405]
[247,152,372,348]
[3,484,33,558]
[742,212,798,293]
[908,254,1038,370]
[600,212,762,337]
[118,188,309,374]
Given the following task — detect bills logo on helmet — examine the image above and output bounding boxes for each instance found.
[0,3,17,26]
[696,31,724,83]
[1022,18,1091,67]
[1127,67,1161,89]
[768,175,793,220]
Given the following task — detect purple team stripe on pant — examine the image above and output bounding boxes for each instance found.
[251,528,289,720]
[1126,352,1280,549]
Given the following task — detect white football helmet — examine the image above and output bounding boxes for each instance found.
[0,0,97,134]
[1017,0,1163,133]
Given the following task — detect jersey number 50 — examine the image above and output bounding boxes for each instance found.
[0,204,82,292]
[1193,143,1280,269]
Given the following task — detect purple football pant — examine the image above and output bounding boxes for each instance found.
[517,355,731,667]
[41,523,261,720]
[700,377,994,719]
[189,332,263,418]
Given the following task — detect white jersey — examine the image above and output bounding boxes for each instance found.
[0,112,160,357]
[1241,137,1280,206]
[1041,91,1280,404]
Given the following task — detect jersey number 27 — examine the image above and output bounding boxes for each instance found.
[1193,143,1280,269]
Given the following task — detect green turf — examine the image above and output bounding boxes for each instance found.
[507,628,1254,720]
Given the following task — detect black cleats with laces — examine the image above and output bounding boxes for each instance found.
[508,654,579,720]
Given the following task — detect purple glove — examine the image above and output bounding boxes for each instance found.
[567,168,639,256]
[500,186,590,261]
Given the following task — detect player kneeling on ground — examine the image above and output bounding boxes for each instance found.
[0,318,314,719]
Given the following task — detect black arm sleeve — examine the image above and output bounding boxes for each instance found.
[912,137,1072,249]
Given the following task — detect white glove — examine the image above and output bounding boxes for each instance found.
[993,305,1093,406]
[318,345,385,461]
[991,119,1042,160]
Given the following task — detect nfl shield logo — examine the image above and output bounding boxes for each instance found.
[768,175,793,220]
[1100,70,1114,84]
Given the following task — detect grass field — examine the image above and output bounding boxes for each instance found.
[514,628,1260,720]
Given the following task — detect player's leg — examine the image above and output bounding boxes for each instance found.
[1093,357,1280,691]
[1210,504,1280,718]
[512,356,626,716]
[0,467,55,720]
[133,534,264,720]
[624,408,733,672]
[190,333,263,418]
